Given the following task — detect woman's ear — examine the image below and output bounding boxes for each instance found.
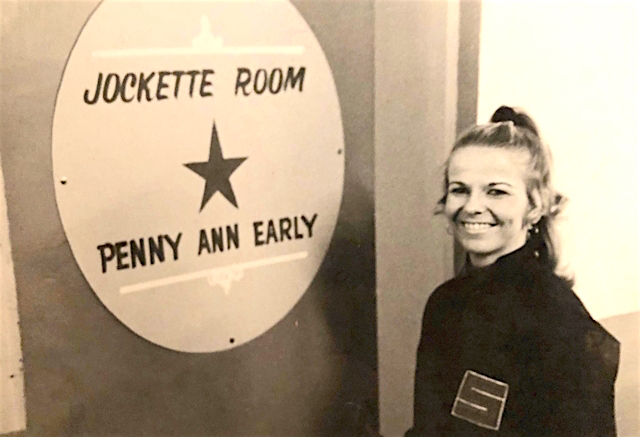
[526,188,544,226]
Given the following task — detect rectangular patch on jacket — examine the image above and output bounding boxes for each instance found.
[450,370,509,431]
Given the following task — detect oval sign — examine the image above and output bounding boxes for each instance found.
[52,0,344,352]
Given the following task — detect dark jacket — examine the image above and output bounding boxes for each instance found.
[406,243,619,437]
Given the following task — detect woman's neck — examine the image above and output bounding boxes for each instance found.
[468,236,528,268]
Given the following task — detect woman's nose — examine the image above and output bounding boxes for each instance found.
[462,192,484,214]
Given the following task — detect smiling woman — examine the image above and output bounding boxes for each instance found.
[405,106,620,436]
[444,146,533,267]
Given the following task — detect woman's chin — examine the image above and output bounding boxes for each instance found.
[458,238,498,256]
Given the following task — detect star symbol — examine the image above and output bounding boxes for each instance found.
[185,122,247,211]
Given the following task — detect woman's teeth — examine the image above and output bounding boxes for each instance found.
[461,222,495,233]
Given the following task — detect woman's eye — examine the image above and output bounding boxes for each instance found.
[487,188,508,196]
[448,187,468,195]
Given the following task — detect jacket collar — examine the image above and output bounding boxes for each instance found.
[459,240,541,281]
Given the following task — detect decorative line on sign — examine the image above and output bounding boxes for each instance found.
[119,251,308,295]
[92,45,305,58]
[93,16,305,58]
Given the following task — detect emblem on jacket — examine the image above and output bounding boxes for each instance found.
[51,0,344,352]
[451,370,509,430]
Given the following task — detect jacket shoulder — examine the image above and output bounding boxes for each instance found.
[419,276,467,327]
[532,270,606,332]
[423,275,468,309]
[529,269,620,378]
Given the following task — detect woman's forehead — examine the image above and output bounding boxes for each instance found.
[448,146,530,184]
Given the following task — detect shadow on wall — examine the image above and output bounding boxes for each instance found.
[316,174,379,436]
[599,311,640,437]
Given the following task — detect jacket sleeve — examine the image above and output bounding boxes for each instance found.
[405,291,452,437]
[526,317,620,437]
[558,324,619,437]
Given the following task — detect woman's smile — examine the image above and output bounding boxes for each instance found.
[458,221,498,234]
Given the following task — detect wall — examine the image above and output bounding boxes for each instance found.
[0,141,26,434]
[375,1,458,435]
[476,0,639,321]
[0,1,377,435]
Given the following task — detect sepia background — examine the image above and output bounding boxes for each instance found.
[1,0,638,436]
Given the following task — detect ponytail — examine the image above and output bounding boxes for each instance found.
[439,106,573,286]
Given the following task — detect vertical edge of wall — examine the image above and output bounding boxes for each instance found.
[453,0,482,273]
[0,2,27,432]
[0,171,27,435]
[374,1,458,435]
[0,122,27,434]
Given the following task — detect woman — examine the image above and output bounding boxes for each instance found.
[406,106,619,436]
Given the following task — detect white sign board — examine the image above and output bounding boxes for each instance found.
[52,0,344,352]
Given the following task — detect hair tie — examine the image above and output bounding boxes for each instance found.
[491,106,518,124]
[490,105,539,137]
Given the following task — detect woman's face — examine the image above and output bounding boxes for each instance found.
[445,145,534,267]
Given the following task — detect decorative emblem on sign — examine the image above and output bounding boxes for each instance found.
[184,122,247,210]
[52,0,344,352]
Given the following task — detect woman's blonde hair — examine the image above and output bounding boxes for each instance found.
[438,106,573,285]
